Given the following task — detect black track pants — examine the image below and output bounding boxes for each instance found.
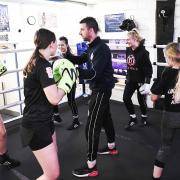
[85,90,115,161]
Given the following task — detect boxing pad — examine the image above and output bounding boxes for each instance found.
[0,61,7,77]
[139,83,150,95]
[53,58,78,94]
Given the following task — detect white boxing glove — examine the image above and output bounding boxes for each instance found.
[139,83,150,95]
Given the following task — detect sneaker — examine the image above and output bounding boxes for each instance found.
[72,164,98,177]
[139,116,148,127]
[53,114,63,123]
[124,117,137,130]
[0,153,20,169]
[98,146,118,155]
[67,122,80,130]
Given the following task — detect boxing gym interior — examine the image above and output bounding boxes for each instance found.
[0,0,180,180]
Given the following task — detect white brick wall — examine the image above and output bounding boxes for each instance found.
[92,0,156,107]
[1,0,179,114]
[174,0,180,41]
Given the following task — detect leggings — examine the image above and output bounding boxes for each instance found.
[155,111,180,167]
[123,81,147,115]
[53,83,78,117]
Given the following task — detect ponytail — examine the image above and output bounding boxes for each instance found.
[23,47,40,76]
[23,28,56,76]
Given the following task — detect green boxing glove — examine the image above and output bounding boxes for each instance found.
[53,59,62,83]
[53,58,78,94]
[0,61,7,77]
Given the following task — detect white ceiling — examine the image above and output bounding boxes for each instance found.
[0,0,121,6]
[60,0,120,5]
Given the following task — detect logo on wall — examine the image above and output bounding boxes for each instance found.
[0,4,10,32]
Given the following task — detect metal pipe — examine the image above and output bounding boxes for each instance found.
[0,100,24,110]
[0,86,23,94]
[0,48,34,54]
[13,44,23,115]
[153,62,168,67]
[153,44,166,49]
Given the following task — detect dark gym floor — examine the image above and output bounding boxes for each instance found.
[1,97,180,180]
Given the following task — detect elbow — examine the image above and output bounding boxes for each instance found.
[51,101,59,106]
[48,96,62,106]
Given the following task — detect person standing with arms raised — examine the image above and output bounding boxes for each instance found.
[65,17,118,178]
[52,36,80,130]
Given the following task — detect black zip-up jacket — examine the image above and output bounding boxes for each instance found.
[126,40,153,84]
[65,37,115,91]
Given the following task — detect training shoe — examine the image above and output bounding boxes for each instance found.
[0,153,20,169]
[124,117,137,130]
[98,146,118,155]
[139,116,148,127]
[72,164,98,177]
[53,114,63,123]
[67,122,80,130]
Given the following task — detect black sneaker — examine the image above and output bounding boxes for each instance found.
[0,153,20,169]
[67,122,80,130]
[139,116,148,127]
[124,117,137,130]
[98,146,118,155]
[72,164,98,177]
[53,114,63,123]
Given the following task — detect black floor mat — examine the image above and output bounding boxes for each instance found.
[2,99,180,180]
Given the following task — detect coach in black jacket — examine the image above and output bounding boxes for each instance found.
[66,17,118,178]
[123,29,153,130]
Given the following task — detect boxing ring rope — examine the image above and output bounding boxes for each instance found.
[0,47,87,123]
[107,43,166,49]
[153,62,168,67]
[0,44,167,124]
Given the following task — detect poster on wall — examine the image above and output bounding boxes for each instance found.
[111,49,127,76]
[104,39,127,76]
[105,13,124,32]
[0,4,10,32]
[38,12,57,28]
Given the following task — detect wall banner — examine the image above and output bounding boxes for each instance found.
[105,13,124,32]
[0,4,10,32]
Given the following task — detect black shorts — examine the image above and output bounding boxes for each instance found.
[21,121,55,151]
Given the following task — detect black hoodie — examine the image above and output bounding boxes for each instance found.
[66,37,115,92]
[126,40,152,84]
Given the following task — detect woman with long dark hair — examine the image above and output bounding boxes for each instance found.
[22,28,76,179]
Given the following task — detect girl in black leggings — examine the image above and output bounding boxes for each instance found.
[151,42,180,180]
[53,36,80,130]
[123,29,152,130]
